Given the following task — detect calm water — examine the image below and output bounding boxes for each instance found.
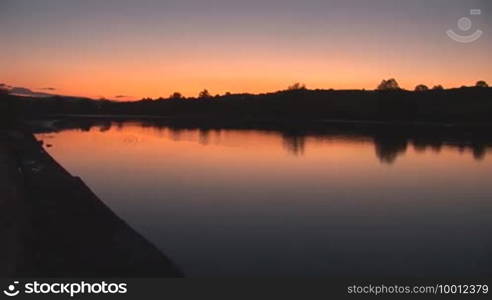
[36,122,492,277]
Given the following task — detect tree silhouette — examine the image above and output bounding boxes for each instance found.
[432,85,444,90]
[198,89,211,99]
[169,92,183,100]
[0,87,8,95]
[476,81,489,88]
[287,82,306,91]
[377,79,400,91]
[414,84,429,92]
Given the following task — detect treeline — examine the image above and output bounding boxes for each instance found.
[3,85,492,124]
[0,90,19,129]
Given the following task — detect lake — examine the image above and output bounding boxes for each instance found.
[35,121,492,277]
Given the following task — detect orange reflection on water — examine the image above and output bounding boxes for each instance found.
[36,122,492,196]
[34,122,492,276]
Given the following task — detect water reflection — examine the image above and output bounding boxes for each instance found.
[33,119,492,164]
[33,120,492,277]
[198,129,211,146]
[282,133,306,156]
[373,136,408,164]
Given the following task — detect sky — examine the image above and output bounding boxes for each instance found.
[1,0,491,100]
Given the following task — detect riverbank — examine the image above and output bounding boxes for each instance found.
[0,132,26,276]
[0,130,182,277]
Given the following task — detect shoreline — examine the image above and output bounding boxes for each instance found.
[32,114,492,129]
[0,132,27,276]
[1,130,183,277]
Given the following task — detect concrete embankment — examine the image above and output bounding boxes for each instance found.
[0,132,27,276]
[1,130,182,277]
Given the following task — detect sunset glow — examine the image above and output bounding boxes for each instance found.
[1,0,491,99]
[4,0,492,281]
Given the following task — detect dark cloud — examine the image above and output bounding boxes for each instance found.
[11,87,33,94]
[9,86,55,98]
[115,95,129,98]
[41,87,56,91]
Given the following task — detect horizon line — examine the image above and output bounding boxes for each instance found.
[2,78,490,102]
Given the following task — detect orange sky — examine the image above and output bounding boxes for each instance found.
[1,0,491,100]
[4,45,491,100]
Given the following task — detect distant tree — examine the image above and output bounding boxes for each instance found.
[377,78,400,91]
[198,89,211,99]
[169,92,183,100]
[432,85,444,90]
[476,80,489,88]
[287,82,306,91]
[414,84,429,92]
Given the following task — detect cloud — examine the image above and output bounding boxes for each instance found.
[0,82,61,97]
[9,86,55,98]
[11,87,34,94]
[2,83,92,99]
[115,95,129,98]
